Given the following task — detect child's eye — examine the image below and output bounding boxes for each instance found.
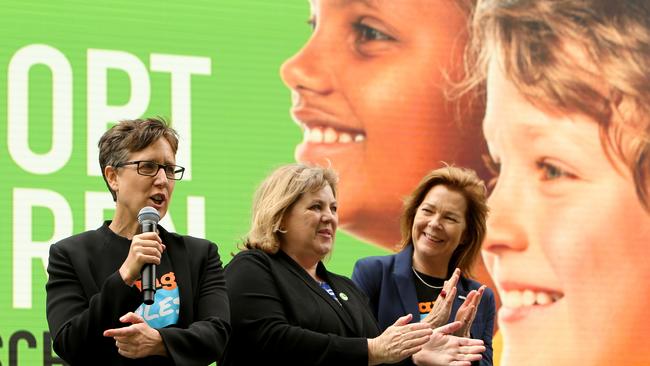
[353,22,393,42]
[331,205,338,213]
[536,159,576,181]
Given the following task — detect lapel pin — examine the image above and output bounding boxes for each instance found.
[339,292,349,301]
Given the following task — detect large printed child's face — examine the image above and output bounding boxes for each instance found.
[280,0,484,242]
[482,57,650,366]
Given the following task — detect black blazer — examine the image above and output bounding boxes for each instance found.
[221,249,381,366]
[45,222,230,366]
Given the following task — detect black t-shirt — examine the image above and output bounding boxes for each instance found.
[412,269,445,322]
[109,228,180,329]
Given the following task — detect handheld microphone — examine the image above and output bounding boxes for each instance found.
[138,206,160,305]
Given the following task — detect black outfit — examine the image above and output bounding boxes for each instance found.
[412,269,445,314]
[221,249,381,366]
[45,222,230,366]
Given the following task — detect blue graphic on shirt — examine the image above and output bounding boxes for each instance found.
[134,288,180,329]
[319,281,341,305]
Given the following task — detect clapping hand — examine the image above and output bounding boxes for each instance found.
[422,268,460,329]
[367,314,433,365]
[412,321,485,366]
[453,285,485,338]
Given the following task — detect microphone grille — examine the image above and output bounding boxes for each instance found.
[138,206,160,224]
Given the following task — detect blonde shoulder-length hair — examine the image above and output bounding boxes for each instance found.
[244,163,338,254]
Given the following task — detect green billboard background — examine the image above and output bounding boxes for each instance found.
[0,1,391,364]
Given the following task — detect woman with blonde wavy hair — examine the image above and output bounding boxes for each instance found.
[222,163,486,366]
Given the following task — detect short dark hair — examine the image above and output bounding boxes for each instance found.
[98,117,179,201]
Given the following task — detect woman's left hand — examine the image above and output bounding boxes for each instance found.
[103,312,168,359]
[367,314,433,365]
[422,268,461,328]
[412,321,485,366]
[453,285,485,338]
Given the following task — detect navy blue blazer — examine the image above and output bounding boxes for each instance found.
[352,245,494,366]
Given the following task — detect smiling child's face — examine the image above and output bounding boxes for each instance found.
[280,0,487,244]
[483,57,650,366]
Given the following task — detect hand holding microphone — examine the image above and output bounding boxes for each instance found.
[118,207,163,305]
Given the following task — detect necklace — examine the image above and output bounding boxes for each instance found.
[411,267,444,289]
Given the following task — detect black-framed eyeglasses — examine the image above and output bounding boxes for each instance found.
[115,160,185,180]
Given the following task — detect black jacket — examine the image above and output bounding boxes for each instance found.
[45,222,230,366]
[221,249,381,366]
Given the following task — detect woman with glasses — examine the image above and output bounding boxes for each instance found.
[45,117,230,366]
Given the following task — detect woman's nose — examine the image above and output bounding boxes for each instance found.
[152,166,169,185]
[427,215,442,229]
[321,207,337,223]
[280,33,334,96]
